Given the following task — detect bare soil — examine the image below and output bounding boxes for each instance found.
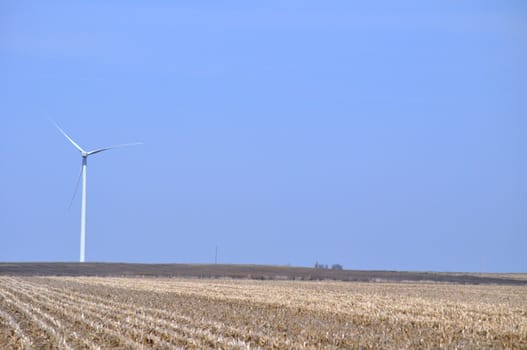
[0,263,525,285]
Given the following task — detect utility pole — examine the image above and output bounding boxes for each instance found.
[215,245,218,264]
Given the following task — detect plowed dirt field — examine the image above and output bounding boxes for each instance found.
[1,276,526,349]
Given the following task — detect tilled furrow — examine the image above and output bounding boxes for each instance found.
[0,306,33,350]
[36,277,306,348]
[3,276,524,350]
[2,279,166,349]
[0,287,72,350]
[23,277,271,349]
[1,279,145,350]
[7,278,241,349]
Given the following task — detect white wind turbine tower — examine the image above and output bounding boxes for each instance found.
[54,122,142,262]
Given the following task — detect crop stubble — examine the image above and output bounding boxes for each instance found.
[0,276,525,349]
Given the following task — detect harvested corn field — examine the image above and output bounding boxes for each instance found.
[0,276,526,349]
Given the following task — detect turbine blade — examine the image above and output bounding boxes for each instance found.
[68,161,83,210]
[87,142,143,156]
[53,121,86,153]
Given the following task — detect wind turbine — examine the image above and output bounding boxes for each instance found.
[54,122,142,262]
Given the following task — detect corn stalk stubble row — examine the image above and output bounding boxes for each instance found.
[0,276,526,349]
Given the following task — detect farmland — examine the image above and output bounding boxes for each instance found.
[1,276,526,349]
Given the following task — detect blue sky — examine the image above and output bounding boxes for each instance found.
[1,1,526,272]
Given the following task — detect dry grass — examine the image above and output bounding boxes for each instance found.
[0,276,526,349]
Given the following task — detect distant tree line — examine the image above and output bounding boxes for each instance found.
[314,262,343,270]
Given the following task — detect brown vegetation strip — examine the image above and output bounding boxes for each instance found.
[1,263,526,285]
[0,276,526,349]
